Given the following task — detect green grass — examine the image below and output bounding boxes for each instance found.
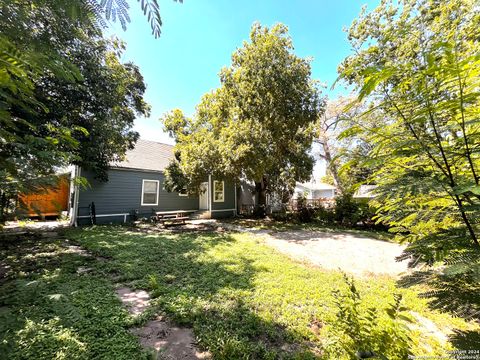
[1,226,478,359]
[0,234,144,359]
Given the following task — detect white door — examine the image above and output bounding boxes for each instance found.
[199,182,208,210]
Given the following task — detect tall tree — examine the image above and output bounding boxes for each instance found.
[315,97,377,194]
[339,0,480,255]
[162,23,323,211]
[0,0,158,220]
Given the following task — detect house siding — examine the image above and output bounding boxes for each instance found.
[77,168,199,224]
[313,189,335,199]
[210,178,236,218]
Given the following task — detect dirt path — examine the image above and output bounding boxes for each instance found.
[116,286,210,359]
[261,230,409,277]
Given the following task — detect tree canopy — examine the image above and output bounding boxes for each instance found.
[162,23,324,208]
[338,0,480,257]
[0,0,173,219]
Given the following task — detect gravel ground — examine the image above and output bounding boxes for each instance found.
[261,230,410,277]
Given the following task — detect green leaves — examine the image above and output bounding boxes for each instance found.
[0,0,151,219]
[324,274,412,359]
[162,23,323,196]
[339,0,480,253]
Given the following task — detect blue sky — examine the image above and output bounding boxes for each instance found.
[109,0,378,177]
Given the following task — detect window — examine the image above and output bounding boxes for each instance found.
[141,180,159,206]
[213,180,224,202]
[178,187,188,197]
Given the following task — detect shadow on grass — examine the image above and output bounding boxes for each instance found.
[65,226,322,358]
[397,270,480,350]
[0,233,144,359]
[449,329,480,350]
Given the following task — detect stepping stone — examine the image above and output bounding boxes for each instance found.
[116,287,151,316]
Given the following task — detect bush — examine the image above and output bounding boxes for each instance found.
[323,274,412,359]
[293,192,315,223]
[295,207,315,223]
[271,211,293,222]
[334,193,360,225]
[314,204,336,224]
[333,193,380,228]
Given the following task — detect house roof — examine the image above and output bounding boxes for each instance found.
[353,185,377,198]
[111,139,175,172]
[296,181,336,191]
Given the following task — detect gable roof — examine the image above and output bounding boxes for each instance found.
[353,185,377,199]
[111,139,175,172]
[296,181,336,191]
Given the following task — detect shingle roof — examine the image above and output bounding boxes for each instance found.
[111,139,175,172]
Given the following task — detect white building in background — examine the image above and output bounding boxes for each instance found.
[293,181,337,199]
[353,185,377,199]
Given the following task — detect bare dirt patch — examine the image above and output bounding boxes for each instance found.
[261,230,410,277]
[63,243,91,257]
[131,316,210,360]
[3,220,69,232]
[116,286,210,359]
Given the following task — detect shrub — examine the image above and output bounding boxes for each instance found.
[334,193,360,226]
[323,274,412,359]
[314,203,336,224]
[294,192,315,223]
[295,207,315,223]
[271,210,293,222]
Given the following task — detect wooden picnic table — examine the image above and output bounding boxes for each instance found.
[152,210,194,226]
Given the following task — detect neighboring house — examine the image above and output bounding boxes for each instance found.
[292,181,336,199]
[70,140,237,225]
[353,185,377,200]
[239,180,337,214]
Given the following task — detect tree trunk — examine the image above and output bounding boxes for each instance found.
[255,176,268,217]
[321,136,343,193]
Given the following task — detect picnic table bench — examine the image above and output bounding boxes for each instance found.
[151,210,194,226]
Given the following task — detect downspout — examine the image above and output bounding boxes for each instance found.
[208,174,212,218]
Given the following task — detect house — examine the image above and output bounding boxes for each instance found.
[292,181,336,200]
[70,140,237,225]
[353,185,377,199]
[237,180,337,214]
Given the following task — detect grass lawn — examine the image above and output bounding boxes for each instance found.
[1,226,478,359]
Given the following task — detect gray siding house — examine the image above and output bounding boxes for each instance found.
[70,140,237,225]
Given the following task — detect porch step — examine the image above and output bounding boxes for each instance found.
[190,210,211,220]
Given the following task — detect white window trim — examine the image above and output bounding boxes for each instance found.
[178,187,188,197]
[213,180,225,203]
[141,179,159,206]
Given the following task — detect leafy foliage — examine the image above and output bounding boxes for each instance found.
[0,0,153,220]
[100,0,183,38]
[162,23,324,207]
[323,274,412,359]
[0,234,144,359]
[338,0,480,261]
